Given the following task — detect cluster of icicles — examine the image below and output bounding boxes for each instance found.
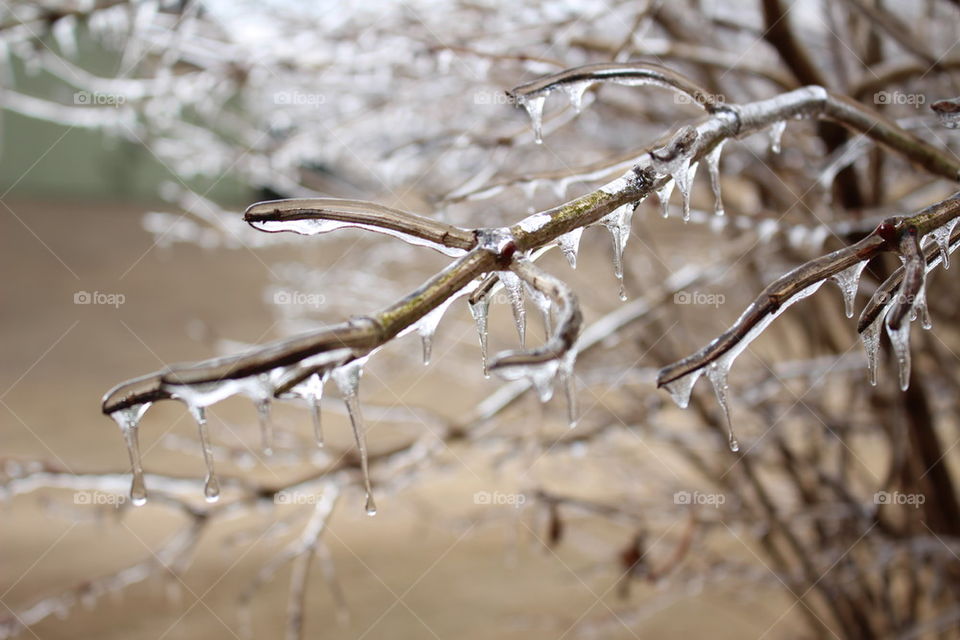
[108,347,379,514]
[662,219,959,453]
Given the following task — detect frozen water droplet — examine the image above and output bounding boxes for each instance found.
[830,260,868,318]
[915,285,932,330]
[188,404,219,503]
[885,317,912,391]
[705,141,725,217]
[255,399,274,455]
[332,360,375,515]
[769,121,786,154]
[110,403,151,506]
[860,311,885,386]
[557,227,583,269]
[601,204,634,300]
[499,270,526,347]
[518,95,546,143]
[469,296,490,376]
[705,361,739,453]
[525,282,553,336]
[663,369,702,409]
[656,179,675,219]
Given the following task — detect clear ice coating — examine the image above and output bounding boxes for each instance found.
[557,227,584,269]
[600,204,634,300]
[331,359,376,515]
[664,281,825,434]
[677,161,698,223]
[663,368,703,409]
[499,270,527,347]
[705,362,740,453]
[109,403,152,506]
[188,405,220,503]
[829,260,869,318]
[469,295,490,376]
[861,311,885,386]
[562,81,591,113]
[517,94,546,144]
[705,141,725,217]
[769,121,786,154]
[885,317,912,391]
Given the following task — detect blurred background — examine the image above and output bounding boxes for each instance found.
[3,1,960,638]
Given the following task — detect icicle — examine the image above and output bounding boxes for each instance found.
[705,141,725,217]
[601,204,634,301]
[562,81,590,113]
[885,318,912,391]
[677,161,698,223]
[416,298,455,366]
[525,282,553,337]
[557,227,583,269]
[469,296,490,377]
[255,399,274,455]
[830,260,868,318]
[656,179,675,219]
[769,121,786,154]
[332,360,376,516]
[663,369,703,409]
[109,403,151,506]
[917,285,932,330]
[188,405,219,503]
[929,219,957,269]
[861,312,884,386]
[52,16,79,57]
[559,348,579,428]
[305,373,325,447]
[499,270,526,347]
[705,362,739,452]
[518,95,546,144]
